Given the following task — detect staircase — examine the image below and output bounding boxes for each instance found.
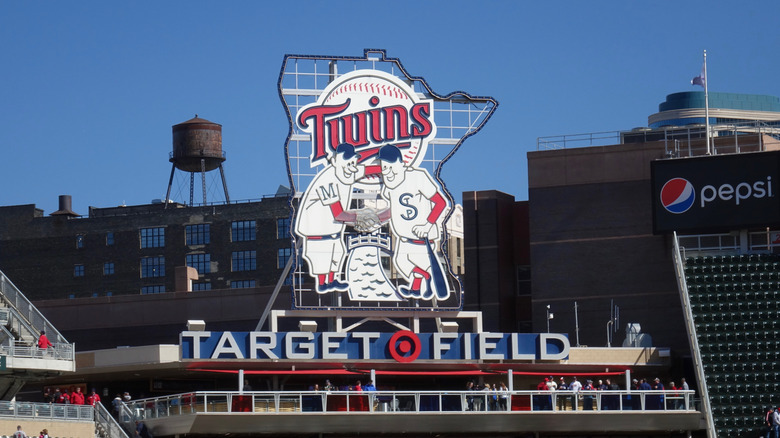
[0,271,75,399]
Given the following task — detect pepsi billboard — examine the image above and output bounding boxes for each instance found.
[651,151,780,233]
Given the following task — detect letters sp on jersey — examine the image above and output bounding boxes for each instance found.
[180,331,570,362]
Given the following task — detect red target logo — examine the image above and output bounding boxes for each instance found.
[388,330,421,363]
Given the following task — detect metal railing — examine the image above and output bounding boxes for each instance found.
[127,390,697,419]
[0,271,68,345]
[537,121,780,153]
[537,131,622,150]
[0,401,93,422]
[0,341,73,361]
[94,400,131,438]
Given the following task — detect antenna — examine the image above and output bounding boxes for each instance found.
[574,301,580,347]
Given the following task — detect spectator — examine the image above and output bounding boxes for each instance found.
[465,381,475,411]
[87,389,101,406]
[498,382,509,411]
[70,387,85,405]
[488,383,498,411]
[13,425,27,438]
[569,377,582,410]
[38,429,49,438]
[535,378,550,411]
[557,377,568,410]
[37,331,53,350]
[645,377,664,410]
[135,420,152,438]
[638,378,652,410]
[363,380,376,391]
[123,391,132,402]
[324,379,335,392]
[582,380,595,411]
[112,394,123,418]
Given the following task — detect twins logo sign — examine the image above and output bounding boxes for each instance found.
[293,69,450,302]
[282,49,498,310]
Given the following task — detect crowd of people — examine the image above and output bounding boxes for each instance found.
[10,425,49,438]
[464,381,510,411]
[41,386,102,406]
[531,376,690,411]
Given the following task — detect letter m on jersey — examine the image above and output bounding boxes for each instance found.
[318,183,337,200]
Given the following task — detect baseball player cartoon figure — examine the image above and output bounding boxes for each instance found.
[378,144,450,299]
[295,143,380,293]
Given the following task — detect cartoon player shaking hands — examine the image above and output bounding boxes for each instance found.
[378,144,450,299]
[295,144,380,293]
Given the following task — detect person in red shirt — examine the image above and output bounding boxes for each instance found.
[86,389,101,406]
[37,331,53,349]
[70,387,85,405]
[57,389,70,404]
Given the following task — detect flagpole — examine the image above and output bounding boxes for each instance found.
[703,50,711,155]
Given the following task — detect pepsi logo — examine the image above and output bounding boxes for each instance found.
[660,178,695,214]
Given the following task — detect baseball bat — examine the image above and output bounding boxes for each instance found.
[424,237,448,300]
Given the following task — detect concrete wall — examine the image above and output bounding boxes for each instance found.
[527,142,687,356]
[0,419,93,438]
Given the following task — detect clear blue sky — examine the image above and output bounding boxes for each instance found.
[2,1,779,215]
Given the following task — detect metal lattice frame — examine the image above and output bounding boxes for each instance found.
[278,49,498,311]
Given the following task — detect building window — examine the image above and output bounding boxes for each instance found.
[277,247,292,269]
[277,218,290,239]
[141,285,165,294]
[192,282,212,291]
[103,262,115,275]
[232,250,256,271]
[186,253,211,274]
[140,227,165,248]
[231,280,256,289]
[141,256,165,278]
[106,232,114,246]
[76,235,84,249]
[74,265,85,277]
[232,220,256,242]
[186,224,210,245]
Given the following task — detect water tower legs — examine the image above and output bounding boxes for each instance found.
[219,163,230,203]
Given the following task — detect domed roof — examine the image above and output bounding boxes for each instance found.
[173,115,221,128]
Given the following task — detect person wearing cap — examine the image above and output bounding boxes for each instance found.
[569,377,582,410]
[377,144,449,300]
[295,143,379,294]
[648,377,665,410]
[534,378,549,410]
[86,388,101,406]
[630,379,640,410]
[556,377,568,410]
[581,379,595,411]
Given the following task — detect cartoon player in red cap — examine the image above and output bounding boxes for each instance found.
[295,144,381,293]
[378,144,449,299]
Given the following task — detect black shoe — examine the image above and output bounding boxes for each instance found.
[398,285,420,298]
[420,278,433,300]
[328,280,350,291]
